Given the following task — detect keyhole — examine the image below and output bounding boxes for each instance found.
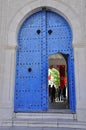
[37,30,41,35]
[48,30,53,35]
[28,68,32,72]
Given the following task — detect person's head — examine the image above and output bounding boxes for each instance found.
[49,85,51,87]
[52,85,54,87]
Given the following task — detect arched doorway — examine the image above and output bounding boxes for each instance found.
[48,53,69,110]
[14,9,76,113]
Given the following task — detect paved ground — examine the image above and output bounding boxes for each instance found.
[0,127,85,130]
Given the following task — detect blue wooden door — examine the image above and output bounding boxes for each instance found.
[14,11,48,112]
[47,11,76,112]
[14,10,76,112]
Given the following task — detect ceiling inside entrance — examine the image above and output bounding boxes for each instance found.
[49,54,66,65]
[49,54,64,59]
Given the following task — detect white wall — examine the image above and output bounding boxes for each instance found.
[0,0,86,122]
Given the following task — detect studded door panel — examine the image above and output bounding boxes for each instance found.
[15,11,47,112]
[47,11,76,112]
[47,11,72,55]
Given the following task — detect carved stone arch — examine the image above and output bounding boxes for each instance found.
[8,0,82,48]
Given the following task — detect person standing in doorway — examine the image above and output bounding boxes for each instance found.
[63,85,66,100]
[51,85,56,103]
[49,85,52,102]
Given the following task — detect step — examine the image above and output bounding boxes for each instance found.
[15,112,76,120]
[1,113,86,129]
[1,118,86,129]
[10,113,85,129]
